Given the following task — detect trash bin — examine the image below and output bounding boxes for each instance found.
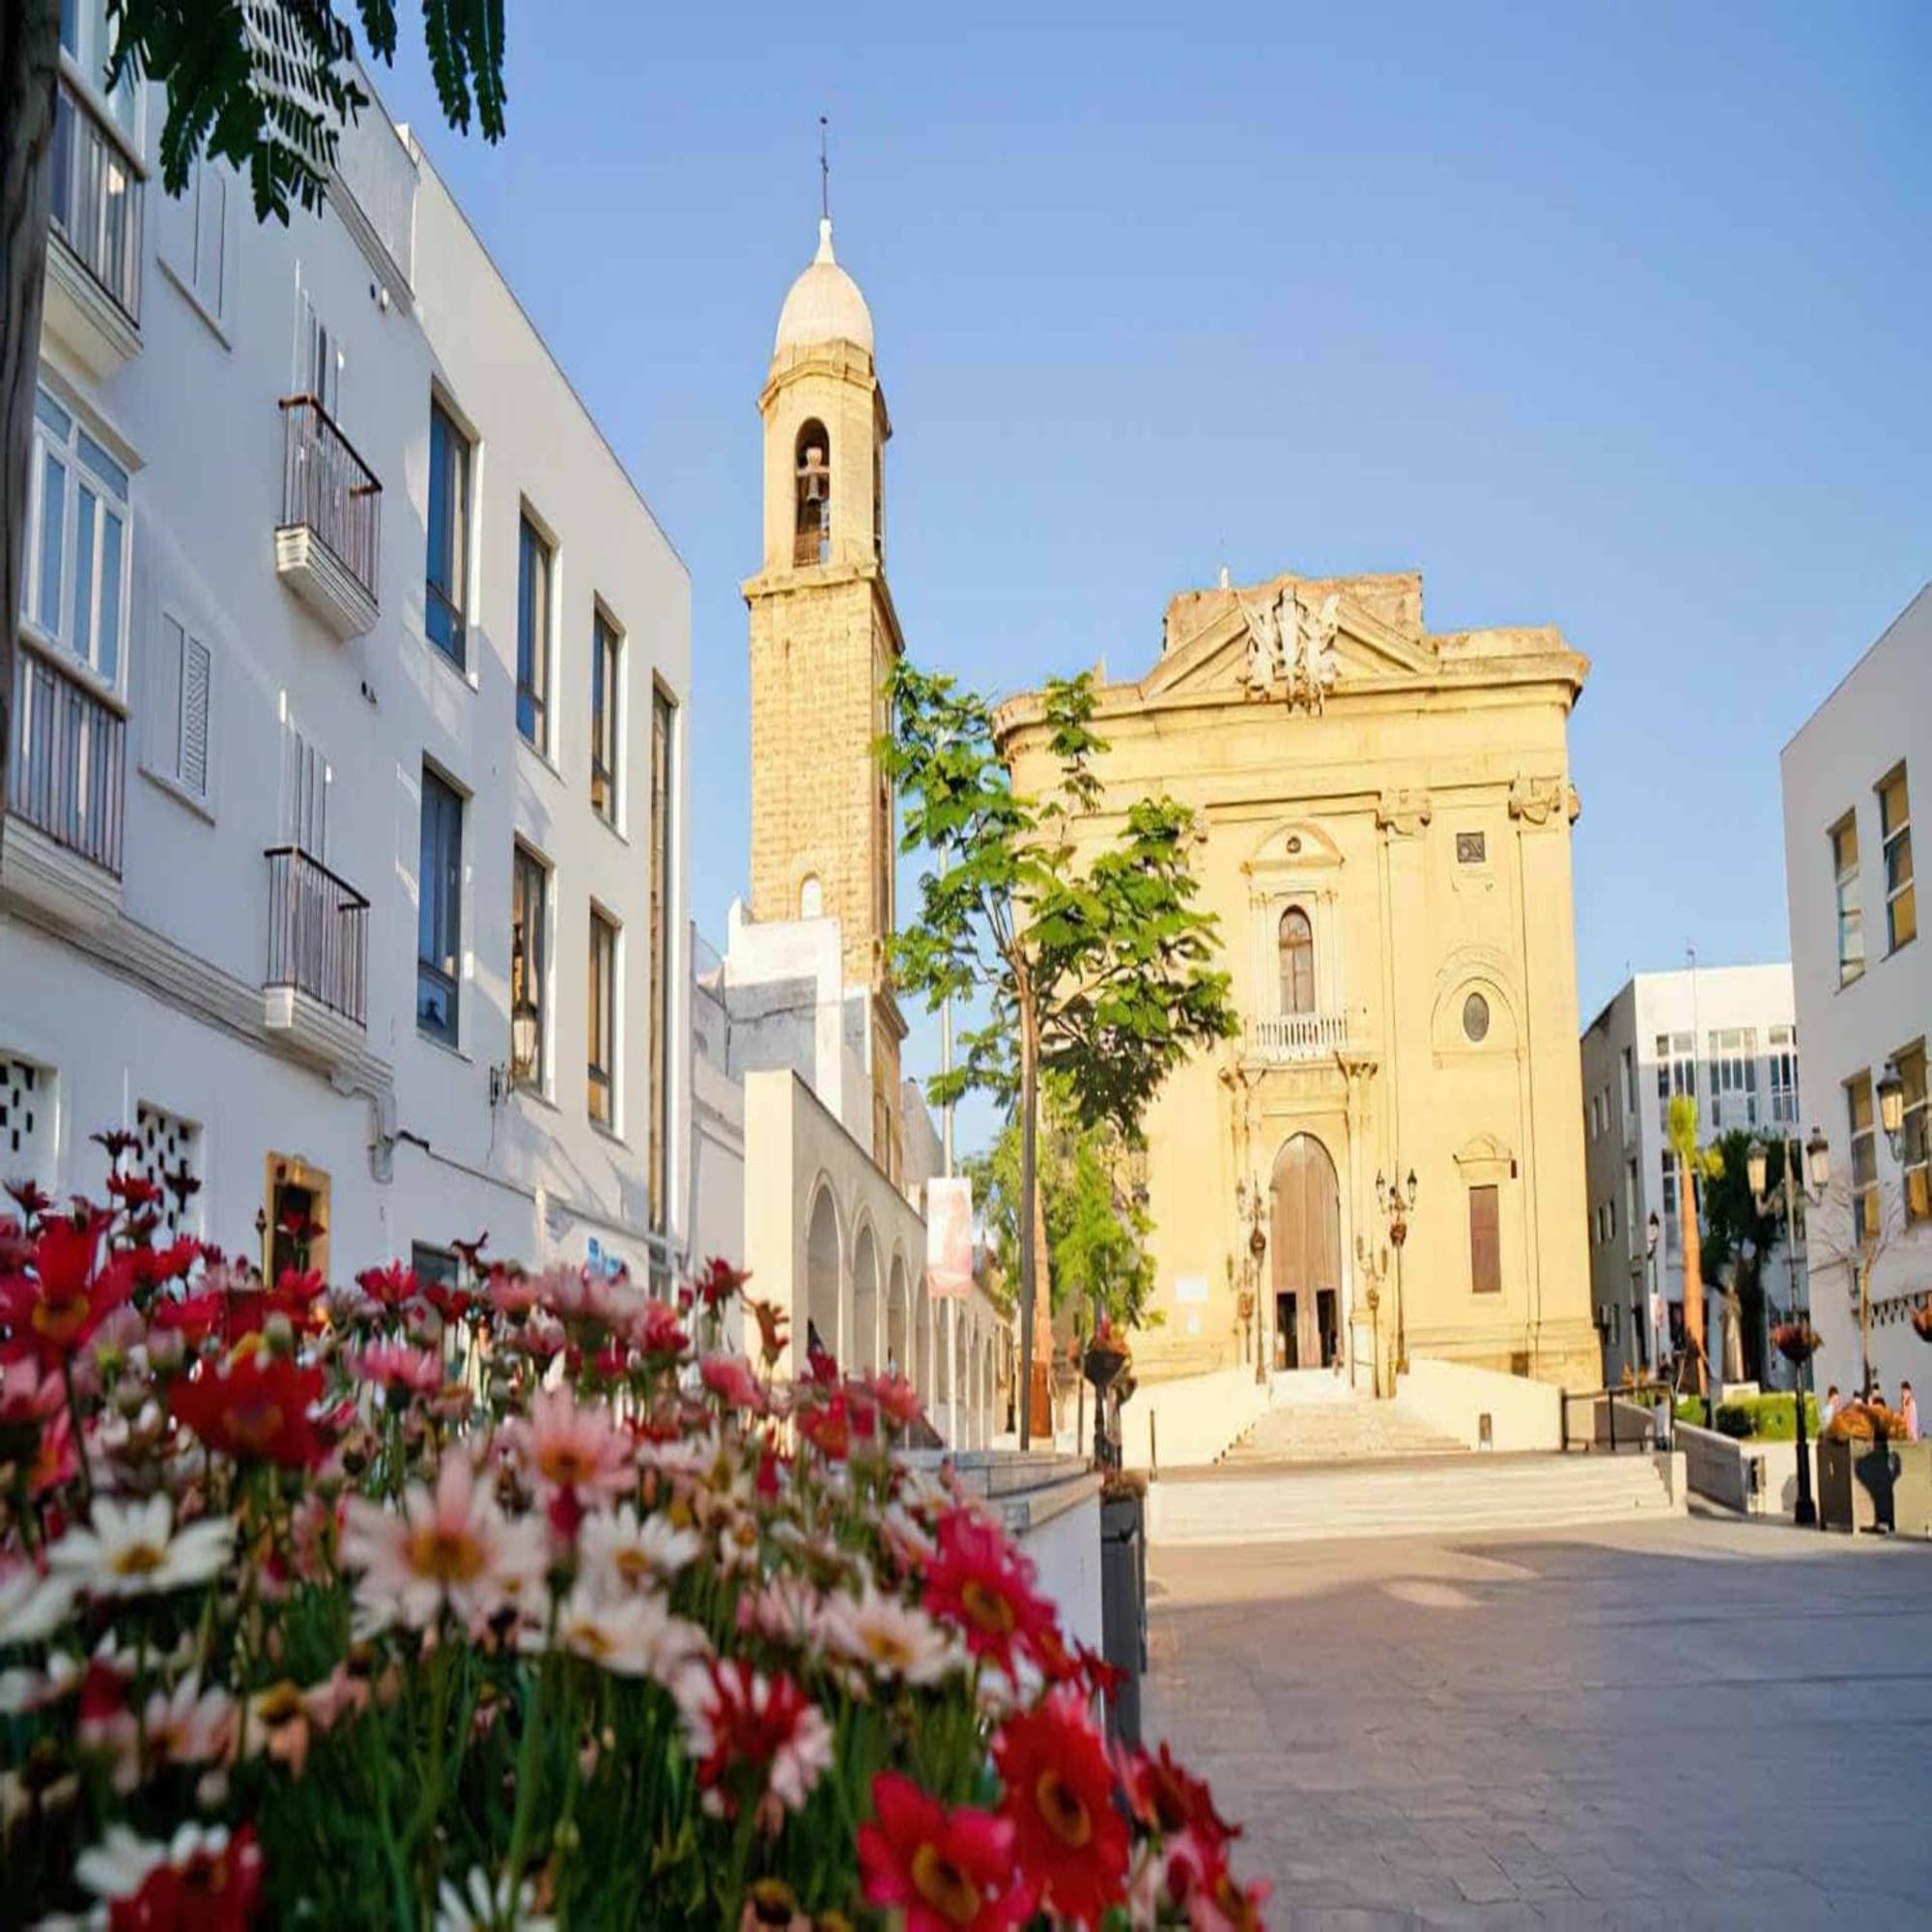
[1100,1485,1146,1749]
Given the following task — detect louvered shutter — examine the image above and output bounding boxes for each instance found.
[180,636,211,797]
[1469,1185,1501,1294]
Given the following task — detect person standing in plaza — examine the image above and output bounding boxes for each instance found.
[1902,1382,1920,1442]
[1822,1385,1841,1429]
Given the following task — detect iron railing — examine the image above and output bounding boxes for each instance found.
[265,846,370,1026]
[1560,1381,1674,1455]
[50,72,143,325]
[278,395,382,606]
[9,643,125,876]
[1245,1012,1350,1061]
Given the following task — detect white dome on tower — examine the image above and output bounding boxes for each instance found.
[774,218,874,356]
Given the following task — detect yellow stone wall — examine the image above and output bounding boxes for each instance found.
[742,341,904,1175]
[999,571,1603,1396]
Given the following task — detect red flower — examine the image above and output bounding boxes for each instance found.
[859,1772,1033,1931]
[1161,1830,1269,1931]
[170,1353,327,1467]
[694,1256,750,1309]
[0,1213,132,1368]
[129,1238,202,1290]
[685,1661,832,1816]
[150,1291,224,1348]
[5,1179,53,1223]
[992,1690,1128,1925]
[422,1282,473,1326]
[105,1170,163,1211]
[269,1268,327,1330]
[638,1298,690,1361]
[1121,1740,1236,1849]
[107,1822,265,1931]
[796,1390,853,1461]
[922,1507,1055,1674]
[864,1371,923,1431]
[355,1262,420,1314]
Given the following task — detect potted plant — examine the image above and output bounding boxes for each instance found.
[1818,1399,1907,1533]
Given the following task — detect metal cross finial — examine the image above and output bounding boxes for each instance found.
[819,115,830,222]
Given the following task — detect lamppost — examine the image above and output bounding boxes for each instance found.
[1374,1167,1417,1380]
[1236,1177,1267,1384]
[1645,1211,1666,1443]
[1747,1125,1832,1526]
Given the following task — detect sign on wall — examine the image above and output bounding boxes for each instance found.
[925,1177,974,1299]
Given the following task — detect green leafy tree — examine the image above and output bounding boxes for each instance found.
[967,1084,1156,1338]
[1699,1127,1791,1380]
[3,1,507,861]
[885,661,1236,1447]
[1664,1094,1724,1391]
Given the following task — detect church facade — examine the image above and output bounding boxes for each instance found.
[998,571,1603,1397]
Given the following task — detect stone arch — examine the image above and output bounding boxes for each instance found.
[805,1180,841,1370]
[1269,1132,1343,1373]
[886,1251,910,1382]
[851,1217,882,1375]
[983,1334,996,1440]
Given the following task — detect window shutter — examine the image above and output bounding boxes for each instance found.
[180,635,211,797]
[154,615,185,779]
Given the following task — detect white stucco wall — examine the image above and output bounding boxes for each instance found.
[1781,583,1932,1406]
[3,66,690,1287]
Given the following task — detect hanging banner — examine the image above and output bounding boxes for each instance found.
[925,1176,975,1299]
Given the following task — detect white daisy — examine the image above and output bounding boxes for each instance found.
[0,1562,78,1643]
[46,1496,233,1602]
[822,1584,960,1687]
[434,1865,557,1932]
[580,1504,701,1591]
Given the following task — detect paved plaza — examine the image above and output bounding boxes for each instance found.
[1145,1512,1932,1928]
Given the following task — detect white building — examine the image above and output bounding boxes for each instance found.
[4,22,691,1290]
[1780,584,1930,1405]
[1579,965,1804,1384]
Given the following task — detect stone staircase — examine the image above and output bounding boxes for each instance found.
[1149,1450,1682,1544]
[1222,1392,1466,1466]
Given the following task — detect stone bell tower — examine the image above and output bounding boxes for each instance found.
[743,215,906,1178]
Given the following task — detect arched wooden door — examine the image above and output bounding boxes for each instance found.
[1270,1134,1342,1371]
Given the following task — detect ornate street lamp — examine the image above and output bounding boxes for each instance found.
[1236,1177,1268,1385]
[1373,1168,1418,1378]
[1878,1062,1907,1155]
[1748,1127,1831,1525]
[511,998,541,1083]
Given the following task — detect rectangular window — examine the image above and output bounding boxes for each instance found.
[590,610,620,824]
[1656,1032,1693,1133]
[300,292,341,422]
[1456,830,1486,866]
[416,767,463,1043]
[588,908,617,1126]
[1468,1185,1500,1294]
[1848,1070,1877,1246]
[21,385,128,686]
[1879,765,1916,954]
[412,1241,459,1293]
[648,685,674,1231]
[1625,1157,1639,1256]
[1621,1045,1636,1119]
[425,400,469,668]
[1708,1027,1758,1130]
[1661,1150,1680,1254]
[60,0,138,136]
[147,613,212,803]
[163,156,227,322]
[1899,1040,1929,1227]
[516,514,551,750]
[1769,1025,1800,1126]
[510,843,548,1087]
[1833,813,1864,987]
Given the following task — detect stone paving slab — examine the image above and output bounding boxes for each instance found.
[1144,1514,1932,1926]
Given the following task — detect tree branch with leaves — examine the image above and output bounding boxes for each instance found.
[884,661,1236,1448]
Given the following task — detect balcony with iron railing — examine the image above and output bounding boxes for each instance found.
[274,396,383,639]
[4,641,126,921]
[263,846,370,1065]
[44,69,144,372]
[1244,1010,1352,1063]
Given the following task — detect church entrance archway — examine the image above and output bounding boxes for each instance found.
[1270,1134,1341,1372]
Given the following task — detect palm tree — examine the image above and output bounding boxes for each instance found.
[1665,1094,1720,1394]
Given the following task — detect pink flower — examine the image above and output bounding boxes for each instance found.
[350,1340,444,1397]
[699,1352,764,1413]
[508,1386,635,1507]
[339,1455,541,1634]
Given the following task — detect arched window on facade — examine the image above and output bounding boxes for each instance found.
[1278,906,1315,1014]
[872,442,884,561]
[799,874,823,919]
[794,421,831,565]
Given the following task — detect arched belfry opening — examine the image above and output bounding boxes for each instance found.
[794,420,831,565]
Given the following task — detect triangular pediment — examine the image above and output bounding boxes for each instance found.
[1138,576,1438,705]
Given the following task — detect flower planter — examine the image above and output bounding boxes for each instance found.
[1099,1485,1148,1750]
[1818,1435,1907,1532]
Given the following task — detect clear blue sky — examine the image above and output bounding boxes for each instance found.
[372,1,1930,1156]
